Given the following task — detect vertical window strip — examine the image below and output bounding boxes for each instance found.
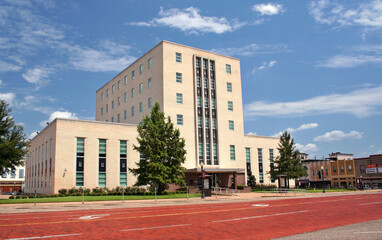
[76,138,84,187]
[120,140,127,186]
[99,139,106,186]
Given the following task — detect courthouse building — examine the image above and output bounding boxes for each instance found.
[25,41,279,194]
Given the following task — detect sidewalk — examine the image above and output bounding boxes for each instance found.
[0,190,380,214]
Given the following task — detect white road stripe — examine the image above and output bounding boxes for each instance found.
[213,210,309,223]
[6,233,81,240]
[354,231,382,234]
[359,201,382,205]
[121,223,192,231]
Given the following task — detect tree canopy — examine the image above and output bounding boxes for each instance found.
[0,100,29,175]
[129,102,186,194]
[269,131,307,181]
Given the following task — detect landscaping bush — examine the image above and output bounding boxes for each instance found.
[58,189,67,195]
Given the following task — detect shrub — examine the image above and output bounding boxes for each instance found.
[58,189,67,195]
[9,196,15,199]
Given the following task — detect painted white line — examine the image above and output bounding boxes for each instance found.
[6,233,81,240]
[212,210,309,223]
[121,223,192,232]
[359,201,382,205]
[78,214,109,220]
[252,204,269,207]
[354,231,382,234]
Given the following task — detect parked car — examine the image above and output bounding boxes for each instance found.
[3,192,15,195]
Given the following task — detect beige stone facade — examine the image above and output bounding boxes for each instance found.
[26,41,280,194]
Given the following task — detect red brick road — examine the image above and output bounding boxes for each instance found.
[1,193,381,239]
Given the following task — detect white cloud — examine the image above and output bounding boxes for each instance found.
[252,3,284,16]
[29,131,38,139]
[39,111,78,127]
[246,132,258,136]
[309,0,382,28]
[211,43,290,57]
[313,130,363,142]
[273,123,318,137]
[65,40,136,72]
[318,44,382,68]
[377,148,382,154]
[0,92,16,104]
[244,85,382,118]
[0,60,22,72]
[128,7,245,34]
[295,143,318,153]
[22,67,52,86]
[252,60,277,74]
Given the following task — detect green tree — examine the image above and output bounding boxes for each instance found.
[269,131,307,182]
[129,102,186,194]
[0,100,29,175]
[247,170,256,188]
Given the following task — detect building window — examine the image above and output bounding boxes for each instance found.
[117,114,120,122]
[197,97,201,107]
[131,88,135,98]
[341,166,344,172]
[259,173,264,183]
[124,93,127,102]
[348,165,352,172]
[258,148,263,183]
[124,110,127,119]
[139,102,143,112]
[101,107,103,116]
[101,92,104,101]
[198,117,202,128]
[99,139,106,187]
[148,58,152,69]
[148,97,152,108]
[131,106,135,116]
[112,85,115,94]
[227,82,232,92]
[112,100,114,109]
[199,143,204,164]
[132,70,135,80]
[196,58,201,68]
[204,77,208,88]
[213,144,218,165]
[360,165,365,173]
[210,79,215,89]
[106,104,108,112]
[118,80,121,89]
[176,72,182,83]
[269,149,275,183]
[176,52,182,63]
[124,75,128,85]
[212,119,216,129]
[228,120,234,130]
[76,138,85,187]
[228,101,233,111]
[120,140,127,186]
[18,169,24,178]
[230,145,235,161]
[246,148,251,163]
[226,64,231,74]
[139,64,143,74]
[196,76,201,87]
[177,114,183,125]
[111,117,114,122]
[148,78,152,88]
[211,99,216,109]
[10,172,15,178]
[106,89,109,97]
[204,98,209,108]
[206,143,211,165]
[139,83,143,93]
[205,118,209,128]
[118,97,120,106]
[176,93,183,104]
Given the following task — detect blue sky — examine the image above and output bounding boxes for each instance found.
[1,0,382,158]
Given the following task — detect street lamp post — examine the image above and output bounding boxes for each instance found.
[321,166,326,193]
[200,163,205,199]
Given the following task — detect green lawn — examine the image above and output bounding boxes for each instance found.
[0,193,201,204]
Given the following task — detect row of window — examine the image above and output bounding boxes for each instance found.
[105,98,153,122]
[245,148,274,183]
[76,138,129,187]
[100,59,153,101]
[1,169,24,179]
